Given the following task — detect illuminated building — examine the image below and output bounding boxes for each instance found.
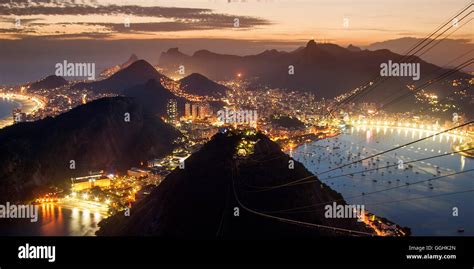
[166,99,178,122]
[191,104,198,119]
[12,108,26,123]
[198,104,210,119]
[186,103,211,120]
[198,105,205,119]
[127,167,152,178]
[185,103,191,118]
[71,173,111,192]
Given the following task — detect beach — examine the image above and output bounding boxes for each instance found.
[0,93,44,129]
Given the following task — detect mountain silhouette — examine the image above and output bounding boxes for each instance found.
[123,79,186,116]
[120,54,139,69]
[179,73,229,98]
[98,130,373,238]
[0,97,180,202]
[74,60,168,93]
[347,44,362,52]
[28,75,67,91]
[99,54,140,78]
[159,40,469,111]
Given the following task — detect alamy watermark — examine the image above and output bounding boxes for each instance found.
[380,60,420,81]
[18,243,56,263]
[324,202,365,220]
[0,202,38,222]
[55,60,96,80]
[217,109,258,125]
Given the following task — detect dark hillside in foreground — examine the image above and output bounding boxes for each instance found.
[98,130,373,238]
[0,97,180,202]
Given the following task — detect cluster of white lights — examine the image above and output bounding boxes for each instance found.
[69,191,112,206]
[350,119,468,136]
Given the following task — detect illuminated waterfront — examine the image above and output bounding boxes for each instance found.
[0,98,20,125]
[0,93,46,128]
[293,125,474,236]
[0,203,105,236]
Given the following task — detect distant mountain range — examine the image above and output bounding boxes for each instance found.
[0,97,180,202]
[159,40,470,106]
[28,75,68,91]
[73,59,228,116]
[347,44,362,52]
[98,130,372,237]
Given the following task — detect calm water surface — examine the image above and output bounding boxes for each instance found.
[292,126,473,236]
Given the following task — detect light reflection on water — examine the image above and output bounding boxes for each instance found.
[0,203,103,236]
[293,126,474,236]
[0,99,20,119]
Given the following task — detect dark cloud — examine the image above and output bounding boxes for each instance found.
[79,17,268,33]
[14,32,116,39]
[0,4,270,25]
[0,3,270,38]
[0,4,211,17]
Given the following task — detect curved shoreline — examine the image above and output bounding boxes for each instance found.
[350,123,474,158]
[0,93,44,129]
[293,127,473,235]
[350,123,471,139]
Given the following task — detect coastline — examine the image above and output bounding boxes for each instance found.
[292,126,473,235]
[0,93,44,129]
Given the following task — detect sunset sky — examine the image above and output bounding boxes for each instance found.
[0,0,472,46]
[0,0,472,84]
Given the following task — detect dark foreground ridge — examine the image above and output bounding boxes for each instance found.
[98,130,374,238]
[0,96,180,202]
